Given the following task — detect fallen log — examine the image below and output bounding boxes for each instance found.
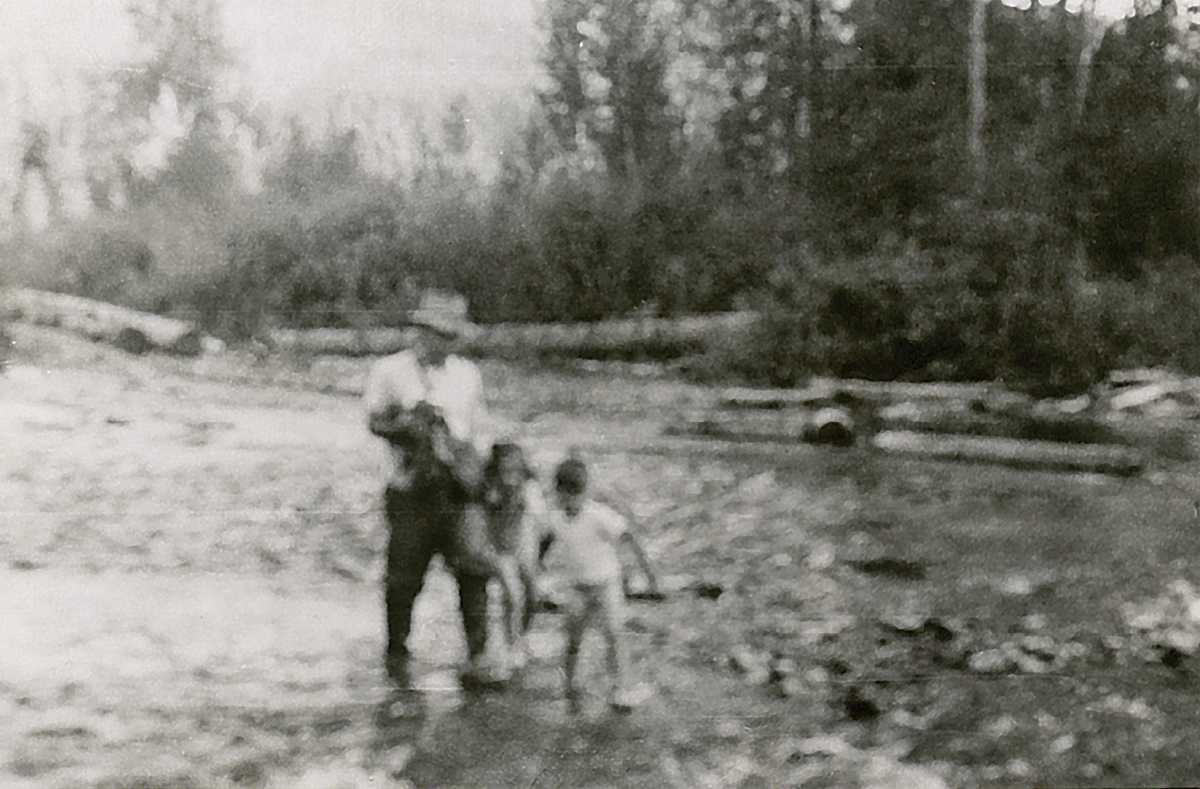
[873,430,1143,476]
[267,311,758,360]
[720,378,1006,410]
[1108,382,1188,412]
[880,401,1196,461]
[1107,368,1181,387]
[664,412,808,443]
[663,406,856,446]
[267,326,422,356]
[881,406,1121,446]
[466,311,757,361]
[2,287,209,357]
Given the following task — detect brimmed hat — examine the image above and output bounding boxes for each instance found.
[409,290,478,340]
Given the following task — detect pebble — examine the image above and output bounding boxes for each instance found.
[728,647,771,685]
[880,613,927,634]
[1006,758,1033,779]
[805,667,831,686]
[379,744,414,775]
[1034,710,1058,730]
[806,543,836,570]
[982,714,1017,739]
[1020,613,1049,631]
[968,649,1014,674]
[1059,640,1089,660]
[794,734,854,757]
[1127,698,1154,721]
[1163,628,1200,654]
[1101,634,1125,651]
[774,676,807,699]
[716,717,746,739]
[1020,634,1056,659]
[890,709,929,731]
[998,574,1034,597]
[771,657,797,678]
[858,754,948,789]
[1012,650,1050,674]
[1050,734,1076,754]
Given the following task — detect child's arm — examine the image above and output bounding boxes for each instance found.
[619,531,660,596]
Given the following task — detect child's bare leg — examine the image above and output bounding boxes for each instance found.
[563,594,588,713]
[518,562,538,634]
[498,560,526,667]
[497,560,520,643]
[601,581,632,710]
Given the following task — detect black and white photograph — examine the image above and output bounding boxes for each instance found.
[4,0,1200,786]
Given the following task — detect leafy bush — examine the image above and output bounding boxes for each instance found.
[712,204,1173,392]
[14,157,1200,394]
[999,286,1106,396]
[724,240,976,386]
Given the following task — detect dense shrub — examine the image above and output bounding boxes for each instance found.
[999,286,1106,396]
[1089,258,1200,375]
[12,164,1200,391]
[723,239,980,386]
[715,205,1199,392]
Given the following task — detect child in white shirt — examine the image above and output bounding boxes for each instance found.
[546,453,658,714]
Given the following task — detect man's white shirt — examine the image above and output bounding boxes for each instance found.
[365,350,488,481]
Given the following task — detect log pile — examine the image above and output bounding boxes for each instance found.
[266,326,422,357]
[666,369,1200,476]
[873,430,1143,476]
[2,287,220,357]
[266,311,757,360]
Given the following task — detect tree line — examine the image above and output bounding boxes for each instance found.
[5,0,1200,390]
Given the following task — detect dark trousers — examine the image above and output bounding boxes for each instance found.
[384,481,490,677]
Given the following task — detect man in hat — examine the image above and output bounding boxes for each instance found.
[364,298,503,691]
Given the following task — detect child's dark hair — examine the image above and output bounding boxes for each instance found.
[554,453,588,495]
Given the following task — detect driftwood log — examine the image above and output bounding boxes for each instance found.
[880,404,1121,445]
[465,312,756,360]
[873,430,1143,476]
[267,326,423,357]
[267,311,757,360]
[2,288,211,357]
[720,379,1001,410]
[664,406,857,447]
[667,397,1172,473]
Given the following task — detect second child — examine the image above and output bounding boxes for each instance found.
[545,453,658,714]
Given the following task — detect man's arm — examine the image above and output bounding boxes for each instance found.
[466,361,490,456]
[364,353,424,443]
[368,403,429,445]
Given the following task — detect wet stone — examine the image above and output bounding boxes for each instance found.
[1020,613,1049,631]
[847,558,925,581]
[1019,634,1056,659]
[879,614,926,635]
[793,734,855,757]
[968,649,1015,675]
[691,582,724,600]
[843,686,881,722]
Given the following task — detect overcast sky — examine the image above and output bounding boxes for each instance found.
[2,0,542,113]
[4,0,1147,104]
